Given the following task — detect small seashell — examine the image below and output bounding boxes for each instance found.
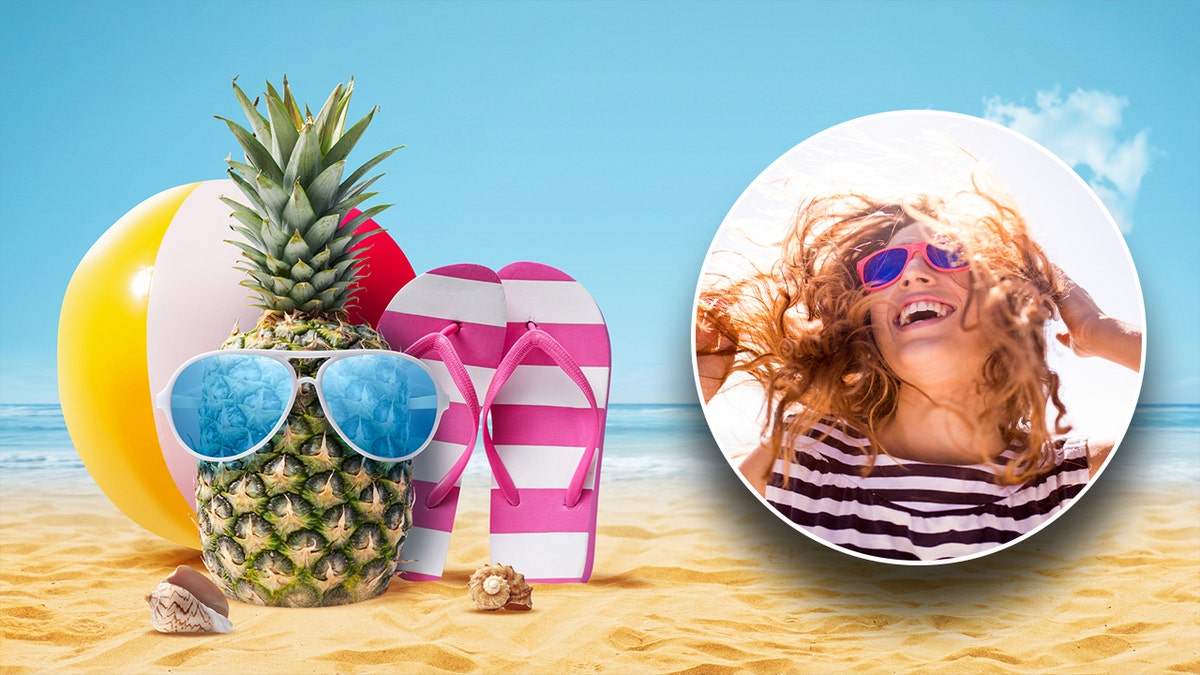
[467,564,533,611]
[145,566,233,634]
[165,565,230,619]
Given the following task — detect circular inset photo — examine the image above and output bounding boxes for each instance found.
[693,111,1145,565]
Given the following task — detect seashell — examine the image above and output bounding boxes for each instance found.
[145,566,233,634]
[165,565,230,618]
[467,564,533,611]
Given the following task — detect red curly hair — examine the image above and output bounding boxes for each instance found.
[698,174,1070,485]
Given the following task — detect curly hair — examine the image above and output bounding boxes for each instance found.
[698,173,1070,485]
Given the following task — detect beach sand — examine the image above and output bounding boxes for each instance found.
[2,461,1198,674]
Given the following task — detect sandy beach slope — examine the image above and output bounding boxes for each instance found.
[2,460,1197,674]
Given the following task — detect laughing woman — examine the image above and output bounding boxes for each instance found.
[696,173,1141,562]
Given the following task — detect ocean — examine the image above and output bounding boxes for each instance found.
[0,403,1196,486]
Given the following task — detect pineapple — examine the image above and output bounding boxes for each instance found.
[195,77,409,607]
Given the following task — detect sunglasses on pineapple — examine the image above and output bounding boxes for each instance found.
[855,240,970,292]
[155,349,448,463]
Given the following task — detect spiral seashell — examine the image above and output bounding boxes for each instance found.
[145,566,233,633]
[467,564,533,611]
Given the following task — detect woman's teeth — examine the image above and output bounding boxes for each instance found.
[899,300,953,326]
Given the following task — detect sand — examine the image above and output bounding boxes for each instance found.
[2,463,1198,674]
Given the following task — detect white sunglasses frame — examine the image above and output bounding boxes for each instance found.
[155,349,448,463]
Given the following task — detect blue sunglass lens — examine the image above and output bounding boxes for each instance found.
[170,354,292,459]
[861,248,909,288]
[925,243,968,270]
[321,354,440,461]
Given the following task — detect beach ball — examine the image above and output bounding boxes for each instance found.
[58,180,415,549]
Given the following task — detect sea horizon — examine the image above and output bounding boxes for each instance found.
[1,402,1197,489]
[0,403,728,485]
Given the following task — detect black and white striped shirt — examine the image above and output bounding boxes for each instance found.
[766,420,1091,562]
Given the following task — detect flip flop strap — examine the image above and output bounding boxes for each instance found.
[406,324,480,509]
[482,326,600,509]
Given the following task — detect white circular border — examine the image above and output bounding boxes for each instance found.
[692,110,1147,566]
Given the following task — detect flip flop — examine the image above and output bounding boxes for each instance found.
[378,264,507,580]
[481,262,611,582]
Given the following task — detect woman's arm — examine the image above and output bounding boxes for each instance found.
[1086,438,1115,478]
[696,331,735,402]
[1055,268,1143,372]
[697,354,734,403]
[695,299,738,403]
[738,442,776,496]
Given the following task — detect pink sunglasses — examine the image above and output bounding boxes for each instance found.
[855,241,969,292]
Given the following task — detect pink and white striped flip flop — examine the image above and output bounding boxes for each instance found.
[378,264,507,581]
[481,262,611,583]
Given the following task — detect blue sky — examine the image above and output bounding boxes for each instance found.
[1,0,1196,405]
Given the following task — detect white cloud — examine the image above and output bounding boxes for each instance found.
[984,87,1153,232]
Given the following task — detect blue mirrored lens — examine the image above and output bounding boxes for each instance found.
[170,354,292,459]
[926,243,968,270]
[321,354,440,461]
[861,248,908,288]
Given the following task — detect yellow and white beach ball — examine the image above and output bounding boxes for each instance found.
[58,180,415,549]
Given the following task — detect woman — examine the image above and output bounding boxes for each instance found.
[696,174,1141,561]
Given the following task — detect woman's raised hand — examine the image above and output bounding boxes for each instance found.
[1053,266,1142,372]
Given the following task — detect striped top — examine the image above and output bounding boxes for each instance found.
[765,420,1091,562]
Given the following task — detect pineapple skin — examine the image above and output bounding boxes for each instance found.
[195,314,414,607]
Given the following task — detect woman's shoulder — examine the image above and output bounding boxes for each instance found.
[742,415,871,493]
[785,415,874,468]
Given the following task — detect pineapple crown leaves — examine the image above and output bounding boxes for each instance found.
[217,76,402,315]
